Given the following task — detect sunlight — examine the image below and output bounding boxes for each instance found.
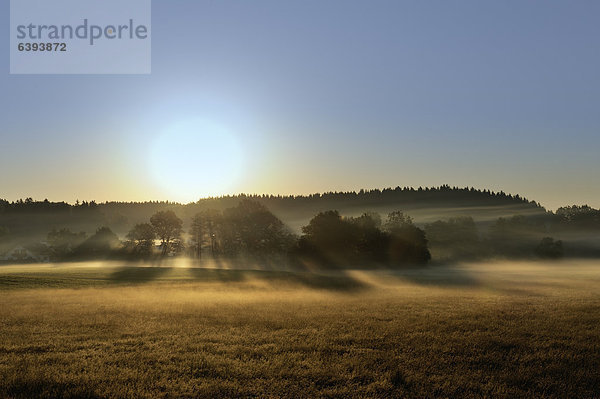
[148,119,244,202]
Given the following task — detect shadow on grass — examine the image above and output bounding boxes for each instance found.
[187,267,248,283]
[186,266,367,292]
[109,266,172,284]
[108,257,478,291]
[385,264,481,288]
[269,271,368,291]
[287,254,482,289]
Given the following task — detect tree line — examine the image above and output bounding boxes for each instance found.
[16,200,429,266]
[0,186,541,214]
[0,186,560,245]
[2,197,600,265]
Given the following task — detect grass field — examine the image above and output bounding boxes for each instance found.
[1,260,599,398]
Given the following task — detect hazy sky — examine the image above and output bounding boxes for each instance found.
[1,0,599,210]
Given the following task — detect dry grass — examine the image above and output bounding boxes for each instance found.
[1,260,599,398]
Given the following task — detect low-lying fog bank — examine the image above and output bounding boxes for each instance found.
[1,259,599,296]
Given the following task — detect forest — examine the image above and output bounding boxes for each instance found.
[1,186,599,266]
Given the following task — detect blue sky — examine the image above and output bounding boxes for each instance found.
[1,0,599,209]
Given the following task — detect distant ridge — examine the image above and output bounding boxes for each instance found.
[1,185,542,210]
[0,186,547,238]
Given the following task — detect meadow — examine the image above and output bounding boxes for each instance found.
[1,260,599,398]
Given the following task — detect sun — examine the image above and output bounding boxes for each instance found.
[148,119,244,202]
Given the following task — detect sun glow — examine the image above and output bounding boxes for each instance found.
[148,119,244,202]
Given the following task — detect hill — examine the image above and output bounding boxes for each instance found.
[0,186,545,241]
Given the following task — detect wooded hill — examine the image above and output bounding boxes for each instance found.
[0,186,544,241]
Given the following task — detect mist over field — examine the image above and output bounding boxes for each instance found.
[1,260,600,398]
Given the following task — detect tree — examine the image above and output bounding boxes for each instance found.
[488,215,546,257]
[75,227,121,258]
[150,211,183,256]
[220,200,294,256]
[300,210,358,259]
[300,211,388,264]
[47,228,87,260]
[299,210,430,266]
[189,209,227,258]
[556,205,600,230]
[347,212,389,262]
[425,217,482,260]
[189,214,206,259]
[203,209,223,257]
[384,211,430,264]
[348,212,382,230]
[384,211,414,232]
[126,223,156,256]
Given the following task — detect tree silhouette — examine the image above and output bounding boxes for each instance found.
[126,223,156,256]
[347,213,389,262]
[150,211,182,256]
[299,210,431,266]
[488,215,546,257]
[189,214,205,259]
[425,217,482,259]
[220,200,294,256]
[556,205,600,230]
[189,209,224,257]
[384,211,431,264]
[300,210,358,261]
[74,227,120,258]
[47,228,87,260]
[203,209,223,257]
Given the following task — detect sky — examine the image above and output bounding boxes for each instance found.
[1,0,599,210]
